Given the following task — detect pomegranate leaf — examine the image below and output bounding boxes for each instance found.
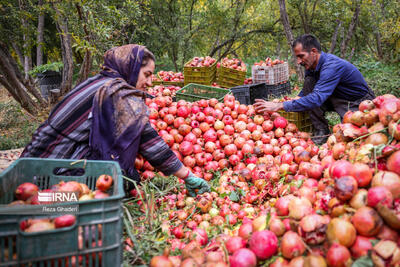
[352,255,373,267]
[229,190,239,202]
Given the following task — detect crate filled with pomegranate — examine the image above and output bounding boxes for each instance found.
[252,58,289,85]
[216,57,247,88]
[176,83,230,102]
[276,97,313,132]
[151,74,162,85]
[0,158,124,266]
[157,70,184,87]
[184,56,217,85]
[147,84,181,98]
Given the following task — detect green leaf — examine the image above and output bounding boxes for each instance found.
[352,255,374,267]
[266,212,271,226]
[229,190,240,202]
[369,239,379,246]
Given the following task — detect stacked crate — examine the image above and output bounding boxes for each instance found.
[184,61,217,86]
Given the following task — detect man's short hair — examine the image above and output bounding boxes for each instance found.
[292,34,321,53]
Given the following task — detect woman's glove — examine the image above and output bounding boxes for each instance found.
[184,172,211,197]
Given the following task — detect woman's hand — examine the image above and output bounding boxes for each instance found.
[253,99,284,113]
[184,172,211,197]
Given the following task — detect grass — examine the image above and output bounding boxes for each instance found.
[123,175,183,266]
[0,92,40,150]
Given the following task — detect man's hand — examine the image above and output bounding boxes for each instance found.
[253,99,284,113]
[184,172,211,197]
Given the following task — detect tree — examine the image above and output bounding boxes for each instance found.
[36,0,45,66]
[278,0,304,81]
[340,0,361,58]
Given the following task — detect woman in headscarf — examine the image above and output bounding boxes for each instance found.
[21,44,210,197]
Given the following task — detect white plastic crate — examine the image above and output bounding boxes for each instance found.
[251,62,289,85]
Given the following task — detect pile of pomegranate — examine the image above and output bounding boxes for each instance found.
[186,56,217,68]
[147,85,181,98]
[158,71,184,82]
[217,58,247,72]
[138,93,400,266]
[151,74,161,82]
[244,77,253,85]
[253,58,286,67]
[8,174,113,205]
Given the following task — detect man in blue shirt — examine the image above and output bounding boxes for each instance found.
[254,34,375,145]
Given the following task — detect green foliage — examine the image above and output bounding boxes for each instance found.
[28,61,63,76]
[0,100,39,150]
[353,57,400,97]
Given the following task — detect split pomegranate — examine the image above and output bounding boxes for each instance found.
[350,236,373,259]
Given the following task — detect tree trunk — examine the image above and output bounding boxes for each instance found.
[6,42,46,105]
[12,43,24,67]
[75,3,93,84]
[53,5,73,96]
[76,51,92,85]
[0,44,39,115]
[36,0,45,66]
[329,20,342,54]
[371,0,383,60]
[340,1,361,58]
[278,0,304,81]
[19,0,32,80]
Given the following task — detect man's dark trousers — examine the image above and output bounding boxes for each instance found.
[302,76,376,134]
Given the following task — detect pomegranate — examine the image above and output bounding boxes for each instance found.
[269,218,285,237]
[326,218,356,247]
[281,231,305,259]
[334,176,358,201]
[388,120,400,141]
[349,189,367,209]
[230,248,257,267]
[350,163,373,187]
[15,182,39,201]
[54,215,76,228]
[288,197,313,220]
[59,181,83,197]
[359,99,375,112]
[371,171,400,198]
[367,186,393,208]
[150,255,173,267]
[326,243,352,267]
[225,236,246,254]
[238,223,253,240]
[25,220,55,232]
[304,255,327,267]
[289,257,305,267]
[351,206,383,237]
[191,228,208,246]
[329,160,353,179]
[377,225,399,241]
[274,116,288,129]
[371,240,400,267]
[350,236,373,259]
[249,230,278,260]
[365,133,388,145]
[96,174,114,192]
[387,150,400,175]
[298,214,328,245]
